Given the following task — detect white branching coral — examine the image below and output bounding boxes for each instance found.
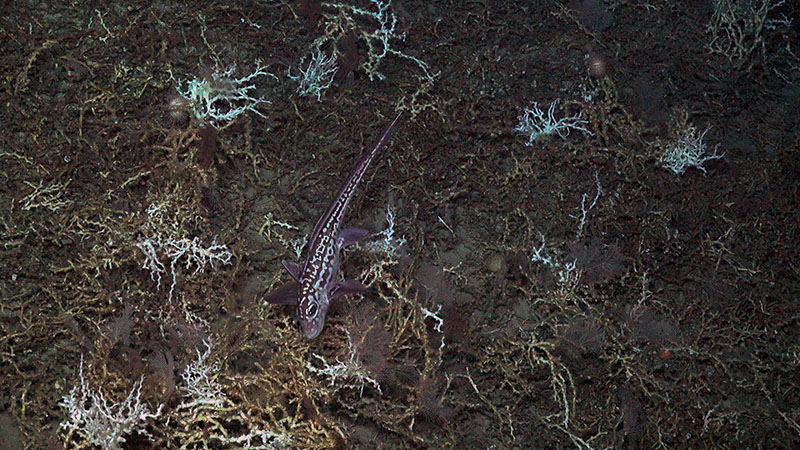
[515,99,592,145]
[288,46,338,101]
[137,233,232,302]
[307,326,384,397]
[362,206,407,256]
[314,0,437,83]
[531,231,582,291]
[178,339,226,410]
[358,206,407,287]
[176,63,276,125]
[658,124,723,175]
[59,358,162,450]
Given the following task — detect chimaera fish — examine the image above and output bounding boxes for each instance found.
[265,112,402,339]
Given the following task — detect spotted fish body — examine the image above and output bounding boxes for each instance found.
[266,113,402,339]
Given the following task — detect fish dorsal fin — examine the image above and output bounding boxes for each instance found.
[338,227,369,248]
[281,260,302,282]
[328,280,372,299]
[265,281,299,305]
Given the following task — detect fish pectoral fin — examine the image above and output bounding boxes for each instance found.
[329,280,373,299]
[338,228,370,248]
[265,281,300,305]
[281,260,302,282]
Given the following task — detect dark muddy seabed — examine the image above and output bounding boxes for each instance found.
[1,1,798,449]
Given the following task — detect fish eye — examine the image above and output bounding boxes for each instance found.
[306,304,318,318]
